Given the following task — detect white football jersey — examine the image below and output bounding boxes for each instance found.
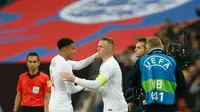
[98,56,128,112]
[49,53,96,112]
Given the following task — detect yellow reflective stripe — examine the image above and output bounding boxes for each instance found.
[97,73,107,86]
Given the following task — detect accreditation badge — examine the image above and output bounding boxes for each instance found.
[32,86,40,94]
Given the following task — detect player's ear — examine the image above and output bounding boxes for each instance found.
[37,60,40,66]
[145,49,148,53]
[108,47,111,52]
[161,44,165,50]
[64,46,69,53]
[145,45,149,53]
[108,45,113,52]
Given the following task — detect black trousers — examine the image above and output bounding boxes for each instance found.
[145,104,177,112]
[20,106,44,112]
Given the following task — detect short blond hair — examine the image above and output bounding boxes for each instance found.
[146,36,162,50]
[101,37,115,50]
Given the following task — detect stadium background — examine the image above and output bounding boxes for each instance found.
[0,0,200,112]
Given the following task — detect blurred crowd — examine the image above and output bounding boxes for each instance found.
[0,0,13,7]
[74,19,200,112]
[155,19,200,112]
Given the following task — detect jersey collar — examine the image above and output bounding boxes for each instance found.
[148,48,164,55]
[27,71,40,78]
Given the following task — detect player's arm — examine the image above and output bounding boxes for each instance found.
[65,82,84,94]
[44,75,51,112]
[74,66,113,90]
[45,93,50,112]
[68,53,97,70]
[13,92,21,112]
[62,63,85,94]
[13,77,22,112]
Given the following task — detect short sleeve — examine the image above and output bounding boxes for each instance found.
[16,76,22,92]
[44,74,51,93]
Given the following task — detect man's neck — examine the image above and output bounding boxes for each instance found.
[148,48,163,54]
[29,69,38,75]
[59,52,69,61]
[102,53,113,62]
[149,48,163,52]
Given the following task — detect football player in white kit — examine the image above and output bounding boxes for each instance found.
[63,37,128,112]
[49,38,97,112]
